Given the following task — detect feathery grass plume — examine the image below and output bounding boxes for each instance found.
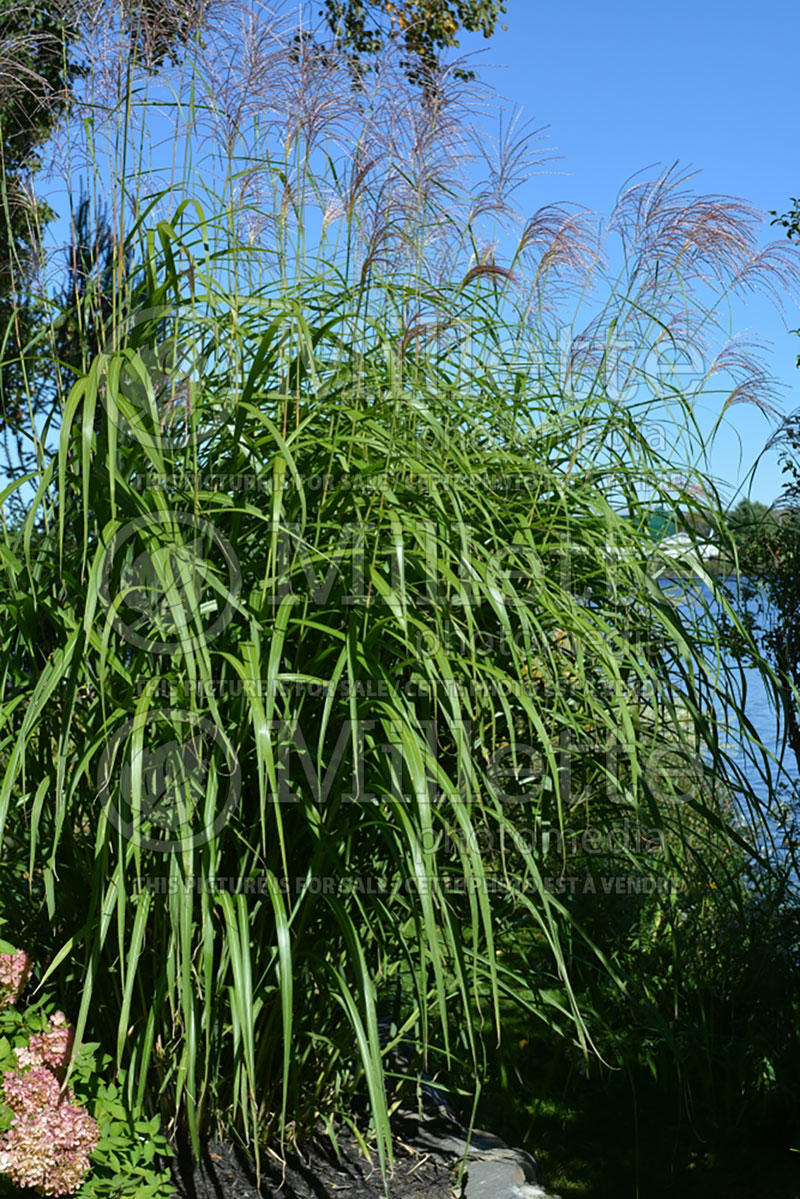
[0,0,799,1181]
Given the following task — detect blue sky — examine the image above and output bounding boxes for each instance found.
[453,0,800,505]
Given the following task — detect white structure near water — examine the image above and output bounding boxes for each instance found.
[604,531,720,563]
[658,532,719,561]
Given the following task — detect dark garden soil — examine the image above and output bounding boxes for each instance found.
[169,1127,458,1199]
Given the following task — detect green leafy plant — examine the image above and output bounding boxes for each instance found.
[72,1076,173,1199]
[314,0,508,89]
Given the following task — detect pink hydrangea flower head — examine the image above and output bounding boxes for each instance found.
[15,1012,76,1072]
[0,1067,98,1195]
[2,1066,62,1114]
[0,949,32,1009]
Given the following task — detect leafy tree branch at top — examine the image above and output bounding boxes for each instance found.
[0,1,208,439]
[316,0,508,88]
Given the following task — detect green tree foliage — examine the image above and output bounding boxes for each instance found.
[0,1,208,446]
[772,198,800,368]
[745,197,800,773]
[732,429,800,775]
[52,188,115,380]
[772,198,800,241]
[0,1,83,431]
[120,0,210,68]
[316,0,507,87]
[726,498,780,572]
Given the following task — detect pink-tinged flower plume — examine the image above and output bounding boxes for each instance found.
[15,1012,76,1072]
[0,949,32,1008]
[0,1067,99,1195]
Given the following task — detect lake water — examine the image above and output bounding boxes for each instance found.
[658,575,799,820]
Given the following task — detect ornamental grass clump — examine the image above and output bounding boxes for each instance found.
[0,0,799,1177]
